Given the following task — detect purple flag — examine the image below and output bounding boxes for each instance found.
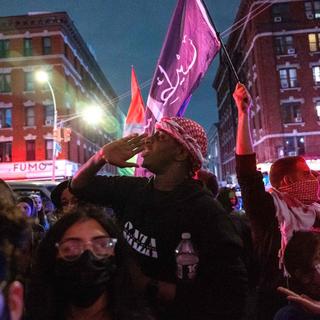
[145,0,220,130]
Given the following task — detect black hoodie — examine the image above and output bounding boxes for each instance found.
[71,176,248,320]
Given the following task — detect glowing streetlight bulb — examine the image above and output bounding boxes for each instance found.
[82,106,103,125]
[35,70,49,83]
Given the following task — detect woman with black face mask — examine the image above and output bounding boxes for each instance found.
[26,204,154,320]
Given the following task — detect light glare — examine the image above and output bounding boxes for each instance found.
[35,70,49,83]
[82,106,103,125]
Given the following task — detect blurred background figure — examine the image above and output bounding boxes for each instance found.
[217,187,238,214]
[30,193,50,231]
[0,199,31,320]
[17,196,36,218]
[194,169,219,198]
[42,198,57,226]
[275,231,320,320]
[27,204,153,320]
[51,180,79,216]
[30,194,42,213]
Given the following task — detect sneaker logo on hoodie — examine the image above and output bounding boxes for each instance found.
[123,221,158,258]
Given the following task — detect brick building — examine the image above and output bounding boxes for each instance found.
[0,12,123,180]
[213,0,320,183]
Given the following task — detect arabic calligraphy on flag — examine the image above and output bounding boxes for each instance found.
[146,0,221,125]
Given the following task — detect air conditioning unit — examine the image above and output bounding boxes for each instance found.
[307,13,314,20]
[294,116,302,122]
[274,16,282,22]
[45,119,53,126]
[287,48,296,54]
[288,151,297,156]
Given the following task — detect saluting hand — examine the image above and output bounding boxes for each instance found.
[100,133,147,168]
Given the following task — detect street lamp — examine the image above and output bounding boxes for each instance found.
[35,70,58,181]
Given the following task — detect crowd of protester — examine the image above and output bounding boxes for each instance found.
[1,82,320,319]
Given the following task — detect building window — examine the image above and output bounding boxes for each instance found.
[0,39,10,58]
[312,66,320,85]
[23,38,32,56]
[281,102,302,123]
[272,3,290,22]
[25,106,35,126]
[275,36,295,55]
[0,108,12,128]
[42,37,52,55]
[279,68,298,88]
[45,140,53,160]
[305,1,320,19]
[284,136,305,156]
[308,33,320,52]
[26,140,35,161]
[315,101,320,120]
[0,142,12,162]
[0,74,11,92]
[44,105,54,125]
[24,72,34,91]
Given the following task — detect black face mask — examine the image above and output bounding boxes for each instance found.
[54,250,117,308]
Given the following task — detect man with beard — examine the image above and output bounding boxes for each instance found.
[70,117,248,320]
[233,83,320,320]
[0,200,30,320]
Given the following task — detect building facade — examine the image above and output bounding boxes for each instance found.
[213,0,320,182]
[0,12,123,180]
[207,123,223,182]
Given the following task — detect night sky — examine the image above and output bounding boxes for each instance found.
[0,0,241,131]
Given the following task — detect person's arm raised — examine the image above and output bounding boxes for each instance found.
[71,133,147,190]
[233,83,254,155]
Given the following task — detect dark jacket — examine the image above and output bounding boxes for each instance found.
[236,154,287,320]
[71,175,248,320]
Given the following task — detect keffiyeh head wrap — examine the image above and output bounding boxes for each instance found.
[155,117,207,171]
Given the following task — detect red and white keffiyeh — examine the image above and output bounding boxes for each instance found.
[155,117,207,171]
[269,187,320,274]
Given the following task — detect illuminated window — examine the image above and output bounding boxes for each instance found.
[305,1,320,19]
[308,33,320,51]
[316,101,320,120]
[313,66,320,85]
[275,36,295,55]
[23,38,32,56]
[45,140,53,160]
[25,106,35,126]
[0,40,9,58]
[0,142,12,162]
[24,72,34,91]
[284,136,305,156]
[0,74,11,92]
[44,105,54,125]
[279,68,298,88]
[0,108,12,128]
[281,102,302,123]
[42,37,52,55]
[26,140,35,161]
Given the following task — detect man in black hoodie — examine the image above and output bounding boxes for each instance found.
[70,116,247,320]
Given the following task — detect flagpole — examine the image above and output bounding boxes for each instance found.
[201,0,240,83]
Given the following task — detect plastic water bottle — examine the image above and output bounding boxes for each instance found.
[175,232,199,281]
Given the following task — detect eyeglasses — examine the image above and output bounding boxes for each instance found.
[55,236,117,261]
